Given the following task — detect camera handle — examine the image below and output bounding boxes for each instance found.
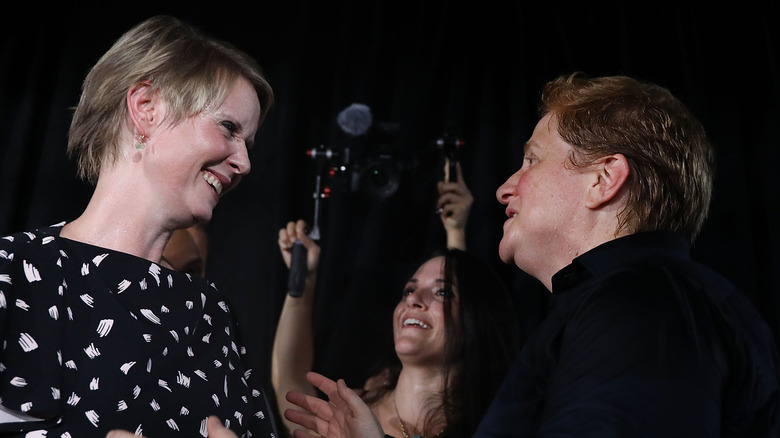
[436,134,465,183]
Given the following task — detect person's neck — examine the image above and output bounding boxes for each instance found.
[60,178,172,263]
[391,365,447,436]
[539,224,632,291]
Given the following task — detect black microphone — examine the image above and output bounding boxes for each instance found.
[337,103,373,136]
[287,241,307,297]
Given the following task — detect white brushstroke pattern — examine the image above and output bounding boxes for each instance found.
[23,260,41,282]
[96,319,114,337]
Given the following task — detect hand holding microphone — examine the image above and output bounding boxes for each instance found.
[288,241,307,297]
[278,220,321,297]
[436,162,473,250]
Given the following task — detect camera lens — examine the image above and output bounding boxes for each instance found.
[367,166,389,187]
[359,157,400,199]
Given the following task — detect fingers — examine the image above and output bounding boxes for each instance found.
[437,190,473,217]
[207,416,239,438]
[437,183,472,208]
[278,220,313,249]
[284,405,320,431]
[306,371,339,395]
[439,162,467,187]
[438,181,472,199]
[278,221,298,250]
[455,161,465,182]
[285,374,381,438]
[336,378,368,412]
[299,372,349,420]
[285,390,334,436]
[286,389,323,413]
[281,221,320,249]
[294,220,308,238]
[291,428,318,438]
[437,191,469,207]
[286,386,335,419]
[279,220,322,272]
[309,373,364,418]
[105,431,137,438]
[296,222,321,269]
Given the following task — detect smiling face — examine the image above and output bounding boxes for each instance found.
[392,256,458,367]
[145,77,261,226]
[496,113,594,288]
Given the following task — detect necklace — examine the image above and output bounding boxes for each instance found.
[392,393,445,438]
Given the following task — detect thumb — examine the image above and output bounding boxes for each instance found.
[207,416,235,437]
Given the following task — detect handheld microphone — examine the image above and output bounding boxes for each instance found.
[287,241,307,297]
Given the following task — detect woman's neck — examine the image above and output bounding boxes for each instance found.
[60,188,173,264]
[386,366,447,437]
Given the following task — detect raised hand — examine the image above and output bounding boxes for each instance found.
[278,219,321,272]
[436,162,473,250]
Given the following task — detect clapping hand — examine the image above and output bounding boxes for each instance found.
[105,416,237,438]
[284,372,384,438]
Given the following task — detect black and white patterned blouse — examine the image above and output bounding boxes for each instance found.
[0,223,276,437]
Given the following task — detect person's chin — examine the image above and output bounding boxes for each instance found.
[192,208,213,224]
[498,241,514,264]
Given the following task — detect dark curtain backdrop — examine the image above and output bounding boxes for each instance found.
[2,0,778,427]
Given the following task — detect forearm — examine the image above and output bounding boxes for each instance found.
[271,272,318,434]
[445,227,467,250]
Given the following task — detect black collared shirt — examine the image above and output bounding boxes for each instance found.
[475,231,780,437]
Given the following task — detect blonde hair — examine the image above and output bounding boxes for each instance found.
[68,15,274,184]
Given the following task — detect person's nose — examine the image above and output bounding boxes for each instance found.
[228,141,251,176]
[496,171,520,205]
[404,290,428,309]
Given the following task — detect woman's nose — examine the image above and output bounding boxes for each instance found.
[404,290,428,309]
[228,142,251,176]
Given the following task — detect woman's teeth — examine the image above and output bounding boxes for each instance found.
[202,172,223,195]
[403,318,430,329]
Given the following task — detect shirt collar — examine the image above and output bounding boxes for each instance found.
[551,231,691,293]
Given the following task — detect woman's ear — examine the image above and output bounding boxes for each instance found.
[585,153,630,209]
[126,81,158,134]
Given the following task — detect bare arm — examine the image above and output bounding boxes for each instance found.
[271,220,321,436]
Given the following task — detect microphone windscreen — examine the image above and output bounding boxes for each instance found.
[337,103,373,136]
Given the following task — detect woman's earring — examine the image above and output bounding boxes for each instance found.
[134,133,146,151]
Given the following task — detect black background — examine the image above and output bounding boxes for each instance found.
[2,0,778,425]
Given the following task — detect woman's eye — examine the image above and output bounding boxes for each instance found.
[402,287,414,296]
[523,154,536,166]
[221,121,237,134]
[435,288,448,297]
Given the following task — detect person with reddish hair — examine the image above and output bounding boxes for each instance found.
[283,73,780,438]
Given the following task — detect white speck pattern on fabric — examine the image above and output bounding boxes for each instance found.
[0,224,275,437]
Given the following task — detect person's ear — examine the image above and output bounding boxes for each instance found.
[126,81,159,134]
[585,153,630,209]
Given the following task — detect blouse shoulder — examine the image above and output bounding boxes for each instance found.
[1,222,65,249]
[1,223,66,270]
